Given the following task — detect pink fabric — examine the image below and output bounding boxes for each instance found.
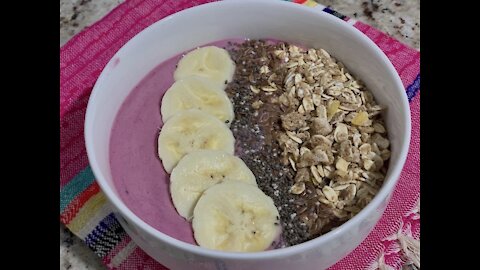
[60,1,420,269]
[354,22,420,88]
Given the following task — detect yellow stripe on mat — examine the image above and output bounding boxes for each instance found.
[66,192,107,234]
[303,0,318,7]
[76,202,113,238]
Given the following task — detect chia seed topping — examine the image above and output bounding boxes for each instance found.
[225,40,311,246]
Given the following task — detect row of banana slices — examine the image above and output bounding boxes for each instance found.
[157,46,281,252]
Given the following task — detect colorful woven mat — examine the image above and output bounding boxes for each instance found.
[60,0,420,269]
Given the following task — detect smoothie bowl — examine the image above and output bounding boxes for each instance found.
[85,1,411,269]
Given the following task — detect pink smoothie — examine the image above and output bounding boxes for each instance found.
[109,39,245,245]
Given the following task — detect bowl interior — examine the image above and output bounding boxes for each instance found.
[85,0,409,250]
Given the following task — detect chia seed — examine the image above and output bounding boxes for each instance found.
[225,40,311,247]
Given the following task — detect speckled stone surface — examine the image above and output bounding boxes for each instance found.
[60,223,107,269]
[60,0,125,46]
[59,0,420,269]
[316,0,419,49]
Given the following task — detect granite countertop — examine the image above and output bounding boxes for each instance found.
[60,0,419,269]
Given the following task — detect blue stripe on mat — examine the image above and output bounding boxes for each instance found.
[85,213,126,257]
[406,74,420,102]
[60,166,95,213]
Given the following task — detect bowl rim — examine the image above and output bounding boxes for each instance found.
[85,0,411,260]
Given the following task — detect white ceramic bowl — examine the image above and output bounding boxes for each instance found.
[85,1,411,269]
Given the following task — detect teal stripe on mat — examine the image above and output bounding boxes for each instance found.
[60,166,95,213]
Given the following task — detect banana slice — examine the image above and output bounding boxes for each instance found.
[161,76,234,124]
[170,150,257,220]
[192,181,281,252]
[158,109,235,173]
[174,46,235,85]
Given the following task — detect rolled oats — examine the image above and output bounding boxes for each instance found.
[336,169,348,178]
[252,100,263,109]
[260,65,270,74]
[290,181,305,195]
[361,132,370,142]
[279,93,289,106]
[261,86,277,92]
[316,165,325,177]
[332,209,348,219]
[318,48,331,59]
[372,155,384,171]
[311,148,329,163]
[344,184,357,201]
[336,157,350,172]
[307,49,318,61]
[359,143,372,156]
[322,186,338,202]
[310,135,332,149]
[333,123,349,142]
[296,87,305,98]
[363,159,375,171]
[302,96,315,112]
[298,104,306,114]
[310,165,322,184]
[310,93,321,107]
[358,123,375,132]
[311,117,332,135]
[285,132,301,145]
[339,104,360,111]
[294,73,302,84]
[371,133,390,150]
[373,122,386,133]
[286,61,299,69]
[294,168,310,183]
[332,183,350,191]
[380,149,391,161]
[352,133,362,148]
[250,85,260,94]
[318,196,330,205]
[323,165,334,178]
[330,111,346,124]
[289,157,297,171]
[371,142,381,154]
[296,148,309,160]
[280,111,306,131]
[255,42,391,240]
